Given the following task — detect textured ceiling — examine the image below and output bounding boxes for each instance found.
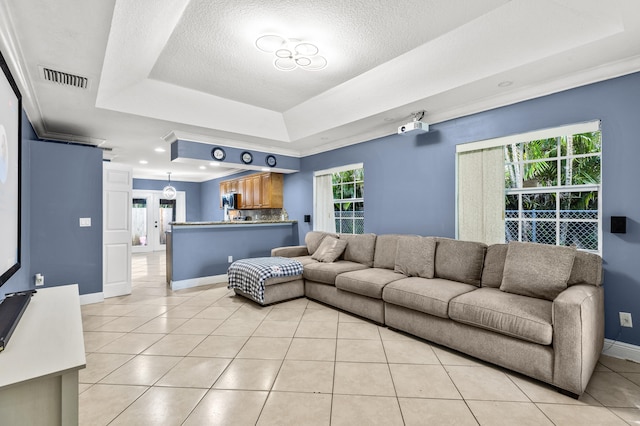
[149,0,508,111]
[0,0,639,181]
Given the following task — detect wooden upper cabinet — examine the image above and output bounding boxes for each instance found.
[219,172,283,210]
[244,177,254,208]
[261,173,283,208]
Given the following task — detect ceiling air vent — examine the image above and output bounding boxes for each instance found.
[41,67,88,89]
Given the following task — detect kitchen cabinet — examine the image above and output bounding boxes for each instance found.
[219,172,283,209]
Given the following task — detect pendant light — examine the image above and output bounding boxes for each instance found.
[163,172,177,200]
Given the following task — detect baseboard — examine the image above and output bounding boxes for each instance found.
[170,274,228,291]
[602,339,640,363]
[79,292,104,305]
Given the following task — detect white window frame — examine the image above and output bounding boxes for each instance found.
[313,163,364,234]
[456,120,602,254]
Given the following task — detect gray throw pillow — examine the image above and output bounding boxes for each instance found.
[311,236,348,263]
[434,238,487,286]
[481,244,508,288]
[394,236,436,278]
[500,242,576,300]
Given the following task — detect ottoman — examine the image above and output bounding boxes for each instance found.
[227,257,305,305]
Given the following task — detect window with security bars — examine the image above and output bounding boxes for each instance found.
[332,168,364,234]
[504,131,601,253]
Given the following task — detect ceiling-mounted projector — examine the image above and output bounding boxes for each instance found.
[398,121,429,135]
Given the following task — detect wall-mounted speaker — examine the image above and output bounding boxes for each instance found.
[304,215,311,223]
[611,216,627,234]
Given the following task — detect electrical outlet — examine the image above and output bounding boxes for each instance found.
[35,273,44,287]
[620,312,633,328]
[228,255,233,263]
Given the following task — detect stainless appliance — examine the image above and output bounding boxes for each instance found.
[222,193,239,221]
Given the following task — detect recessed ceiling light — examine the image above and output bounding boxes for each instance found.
[199,166,206,170]
[139,160,148,164]
[209,162,220,167]
[261,167,271,172]
[498,81,513,87]
[154,147,166,153]
[383,117,394,122]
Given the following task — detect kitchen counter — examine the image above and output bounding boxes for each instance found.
[167,220,299,290]
[171,220,297,227]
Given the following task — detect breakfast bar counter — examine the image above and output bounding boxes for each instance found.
[166,221,298,290]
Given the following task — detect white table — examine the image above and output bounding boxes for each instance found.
[0,284,86,425]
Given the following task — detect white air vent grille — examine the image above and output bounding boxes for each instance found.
[41,67,88,89]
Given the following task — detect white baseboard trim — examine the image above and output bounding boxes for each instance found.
[79,292,104,305]
[171,274,228,291]
[602,339,640,363]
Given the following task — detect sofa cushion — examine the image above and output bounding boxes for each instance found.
[500,242,576,301]
[394,236,436,278]
[305,231,337,255]
[434,238,487,286]
[568,251,603,286]
[373,234,403,270]
[292,255,318,266]
[303,260,368,285]
[340,233,377,267]
[449,287,553,345]
[336,268,405,299]
[312,236,348,263]
[382,277,477,318]
[481,244,508,288]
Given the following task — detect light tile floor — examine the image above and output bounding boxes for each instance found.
[79,252,640,425]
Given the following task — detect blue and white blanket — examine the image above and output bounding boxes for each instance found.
[227,257,303,304]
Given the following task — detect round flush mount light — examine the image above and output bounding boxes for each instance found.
[256,35,327,71]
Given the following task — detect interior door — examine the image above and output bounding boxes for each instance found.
[103,163,132,298]
[132,192,153,253]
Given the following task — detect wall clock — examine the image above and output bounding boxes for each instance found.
[241,151,253,164]
[265,155,277,167]
[211,147,226,161]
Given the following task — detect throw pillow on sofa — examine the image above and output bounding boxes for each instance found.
[500,241,576,300]
[434,238,486,286]
[305,231,337,255]
[312,236,348,263]
[394,236,436,278]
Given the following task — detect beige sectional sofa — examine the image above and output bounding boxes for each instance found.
[271,231,604,396]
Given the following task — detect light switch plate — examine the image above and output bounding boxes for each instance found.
[79,217,91,227]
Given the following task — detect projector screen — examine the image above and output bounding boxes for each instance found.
[0,50,22,287]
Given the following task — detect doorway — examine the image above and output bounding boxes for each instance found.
[132,190,186,252]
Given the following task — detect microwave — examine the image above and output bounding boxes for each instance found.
[222,193,239,209]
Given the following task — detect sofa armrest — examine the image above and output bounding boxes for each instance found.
[271,245,309,258]
[552,284,604,395]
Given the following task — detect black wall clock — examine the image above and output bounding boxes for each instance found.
[241,151,253,164]
[265,155,277,167]
[211,147,226,161]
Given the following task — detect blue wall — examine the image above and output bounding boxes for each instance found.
[284,71,640,347]
[29,141,103,295]
[1,112,35,298]
[133,178,202,222]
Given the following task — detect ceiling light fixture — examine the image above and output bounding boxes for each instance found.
[163,172,177,200]
[256,35,327,71]
[498,80,513,87]
[154,147,166,153]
